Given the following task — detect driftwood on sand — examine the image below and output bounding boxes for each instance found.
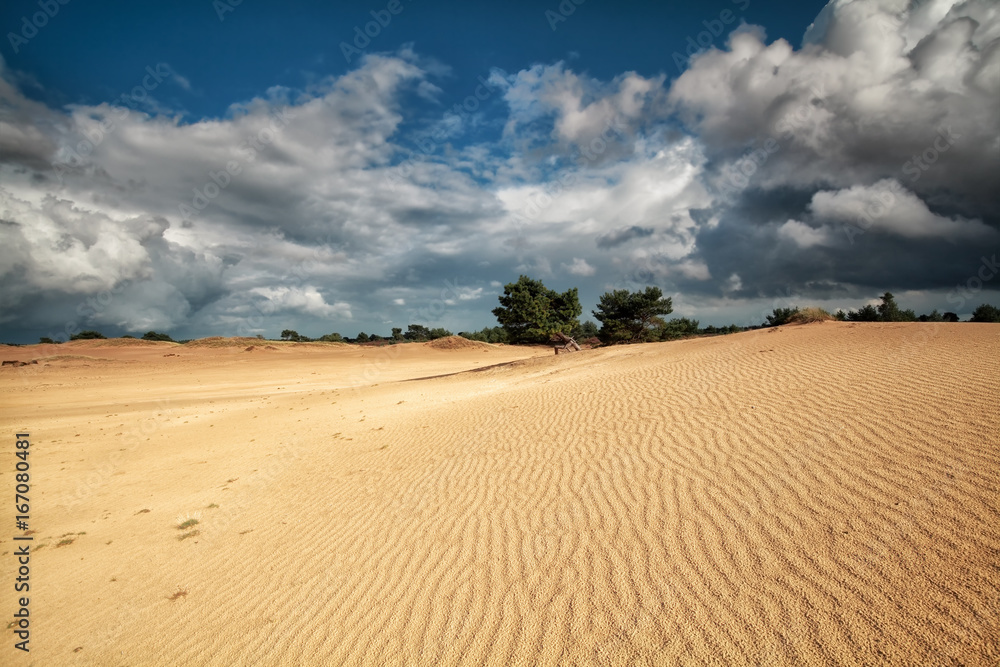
[552,331,581,354]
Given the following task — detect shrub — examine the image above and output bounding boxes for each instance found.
[142,331,175,342]
[39,337,58,344]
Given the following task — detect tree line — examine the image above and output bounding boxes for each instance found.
[32,281,1000,346]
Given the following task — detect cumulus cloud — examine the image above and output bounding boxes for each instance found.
[666,0,1000,301]
[562,258,596,276]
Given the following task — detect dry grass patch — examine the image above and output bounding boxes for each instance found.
[790,307,834,324]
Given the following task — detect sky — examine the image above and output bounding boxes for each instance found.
[0,0,998,342]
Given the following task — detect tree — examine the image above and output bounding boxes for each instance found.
[876,292,916,322]
[459,326,508,343]
[38,337,57,344]
[943,312,959,322]
[319,333,343,342]
[391,327,403,341]
[765,307,799,327]
[846,304,880,321]
[658,317,699,341]
[142,331,175,342]
[71,330,106,340]
[428,327,453,340]
[593,286,673,345]
[355,332,370,343]
[918,310,945,323]
[572,320,599,340]
[492,276,582,344]
[404,324,431,341]
[970,303,1000,322]
[280,329,299,341]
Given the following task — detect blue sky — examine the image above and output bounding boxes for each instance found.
[1,0,998,342]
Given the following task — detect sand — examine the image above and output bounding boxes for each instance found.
[1,322,997,666]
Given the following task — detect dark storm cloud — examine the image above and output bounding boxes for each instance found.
[596,225,655,249]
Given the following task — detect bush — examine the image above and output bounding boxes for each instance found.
[355,332,370,343]
[70,330,106,340]
[594,286,673,344]
[142,331,175,342]
[38,337,58,344]
[970,303,1000,323]
[319,333,343,342]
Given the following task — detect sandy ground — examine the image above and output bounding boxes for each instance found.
[1,323,998,666]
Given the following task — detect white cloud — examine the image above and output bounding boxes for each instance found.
[563,258,596,276]
[251,285,352,319]
[778,219,834,248]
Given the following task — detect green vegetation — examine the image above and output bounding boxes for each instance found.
[460,326,509,343]
[492,275,582,344]
[658,316,700,340]
[142,331,175,342]
[177,518,199,530]
[593,286,673,344]
[765,307,800,327]
[971,303,1000,322]
[38,337,58,344]
[70,330,106,340]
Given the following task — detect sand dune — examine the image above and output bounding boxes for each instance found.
[1,323,997,665]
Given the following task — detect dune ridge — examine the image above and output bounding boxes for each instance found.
[1,322,997,665]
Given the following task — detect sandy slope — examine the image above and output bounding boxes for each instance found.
[1,324,998,666]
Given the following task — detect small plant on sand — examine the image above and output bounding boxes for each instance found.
[206,503,219,509]
[177,518,199,530]
[168,588,188,601]
[56,538,74,548]
[177,530,200,541]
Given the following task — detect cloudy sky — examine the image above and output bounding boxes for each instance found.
[1,0,997,342]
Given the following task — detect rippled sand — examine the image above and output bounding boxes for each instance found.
[1,323,997,665]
